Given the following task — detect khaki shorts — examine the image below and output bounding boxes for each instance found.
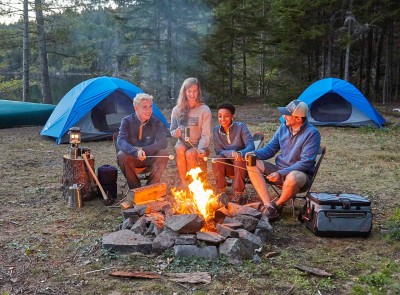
[262,161,312,192]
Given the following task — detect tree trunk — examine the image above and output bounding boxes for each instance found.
[395,46,399,102]
[374,31,384,101]
[358,33,364,90]
[242,36,247,98]
[365,27,373,98]
[22,0,30,102]
[35,0,53,104]
[62,155,97,201]
[344,22,351,82]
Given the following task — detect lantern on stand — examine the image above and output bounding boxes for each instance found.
[67,127,81,159]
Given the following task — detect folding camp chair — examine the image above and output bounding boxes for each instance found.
[266,145,326,217]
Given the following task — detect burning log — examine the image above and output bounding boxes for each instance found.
[130,182,167,205]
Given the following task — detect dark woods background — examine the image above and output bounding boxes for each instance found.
[0,0,399,107]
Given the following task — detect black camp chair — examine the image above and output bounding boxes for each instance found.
[266,145,326,217]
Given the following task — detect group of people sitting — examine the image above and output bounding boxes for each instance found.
[115,77,321,221]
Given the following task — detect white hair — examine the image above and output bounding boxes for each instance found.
[133,93,153,106]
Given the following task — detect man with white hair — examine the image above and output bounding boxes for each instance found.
[246,100,321,220]
[117,93,168,189]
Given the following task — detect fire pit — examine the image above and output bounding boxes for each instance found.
[102,167,273,263]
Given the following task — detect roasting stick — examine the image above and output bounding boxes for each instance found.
[146,155,175,160]
[211,159,269,177]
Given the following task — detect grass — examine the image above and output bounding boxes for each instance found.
[1,104,400,294]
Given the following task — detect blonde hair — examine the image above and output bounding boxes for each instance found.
[133,93,153,106]
[176,78,203,115]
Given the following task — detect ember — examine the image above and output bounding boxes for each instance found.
[171,167,222,225]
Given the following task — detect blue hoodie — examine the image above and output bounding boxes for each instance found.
[254,121,320,177]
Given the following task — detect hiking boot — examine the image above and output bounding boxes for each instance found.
[262,202,280,221]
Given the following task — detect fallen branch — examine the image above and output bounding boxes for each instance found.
[109,271,159,279]
[294,265,332,277]
[84,267,115,275]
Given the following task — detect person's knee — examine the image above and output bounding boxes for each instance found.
[185,148,197,159]
[284,171,306,188]
[175,145,186,156]
[117,151,129,165]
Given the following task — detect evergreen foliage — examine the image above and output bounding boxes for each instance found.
[0,0,399,105]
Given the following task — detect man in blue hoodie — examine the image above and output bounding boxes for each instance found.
[117,93,169,189]
[246,100,321,220]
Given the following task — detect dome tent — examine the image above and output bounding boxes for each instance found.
[295,78,385,128]
[41,77,169,143]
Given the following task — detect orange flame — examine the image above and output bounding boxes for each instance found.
[171,167,221,222]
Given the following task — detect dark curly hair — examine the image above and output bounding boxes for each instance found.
[217,102,235,115]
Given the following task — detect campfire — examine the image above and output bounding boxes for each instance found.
[102,165,273,263]
[171,167,225,231]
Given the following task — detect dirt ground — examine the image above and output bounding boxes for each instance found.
[1,103,400,294]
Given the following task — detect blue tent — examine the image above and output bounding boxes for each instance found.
[295,78,385,128]
[41,76,169,143]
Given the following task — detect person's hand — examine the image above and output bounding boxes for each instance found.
[198,151,206,159]
[174,128,182,138]
[137,148,146,161]
[266,172,280,183]
[232,151,244,161]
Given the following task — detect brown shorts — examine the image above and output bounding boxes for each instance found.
[261,161,312,192]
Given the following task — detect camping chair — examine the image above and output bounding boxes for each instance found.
[112,132,150,188]
[266,145,326,217]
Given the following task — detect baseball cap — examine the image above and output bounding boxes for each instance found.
[278,100,309,117]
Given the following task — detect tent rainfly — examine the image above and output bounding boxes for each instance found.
[295,78,385,128]
[41,77,169,143]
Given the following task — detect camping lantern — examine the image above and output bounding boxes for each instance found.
[69,127,81,145]
[67,127,81,159]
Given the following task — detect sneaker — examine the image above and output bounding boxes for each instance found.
[262,203,280,221]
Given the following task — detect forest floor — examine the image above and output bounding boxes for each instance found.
[1,102,400,295]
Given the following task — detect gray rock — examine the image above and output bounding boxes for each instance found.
[219,238,252,263]
[223,217,243,228]
[131,205,147,216]
[235,205,262,219]
[102,230,152,254]
[121,217,134,230]
[252,254,262,264]
[130,216,147,235]
[244,202,262,210]
[122,208,140,221]
[236,228,263,253]
[214,207,229,224]
[152,228,179,254]
[196,231,226,244]
[174,245,218,260]
[164,214,205,234]
[216,223,239,238]
[254,215,273,243]
[234,214,259,232]
[175,234,197,245]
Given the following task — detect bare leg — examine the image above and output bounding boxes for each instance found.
[175,143,189,186]
[247,160,272,206]
[276,171,306,206]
